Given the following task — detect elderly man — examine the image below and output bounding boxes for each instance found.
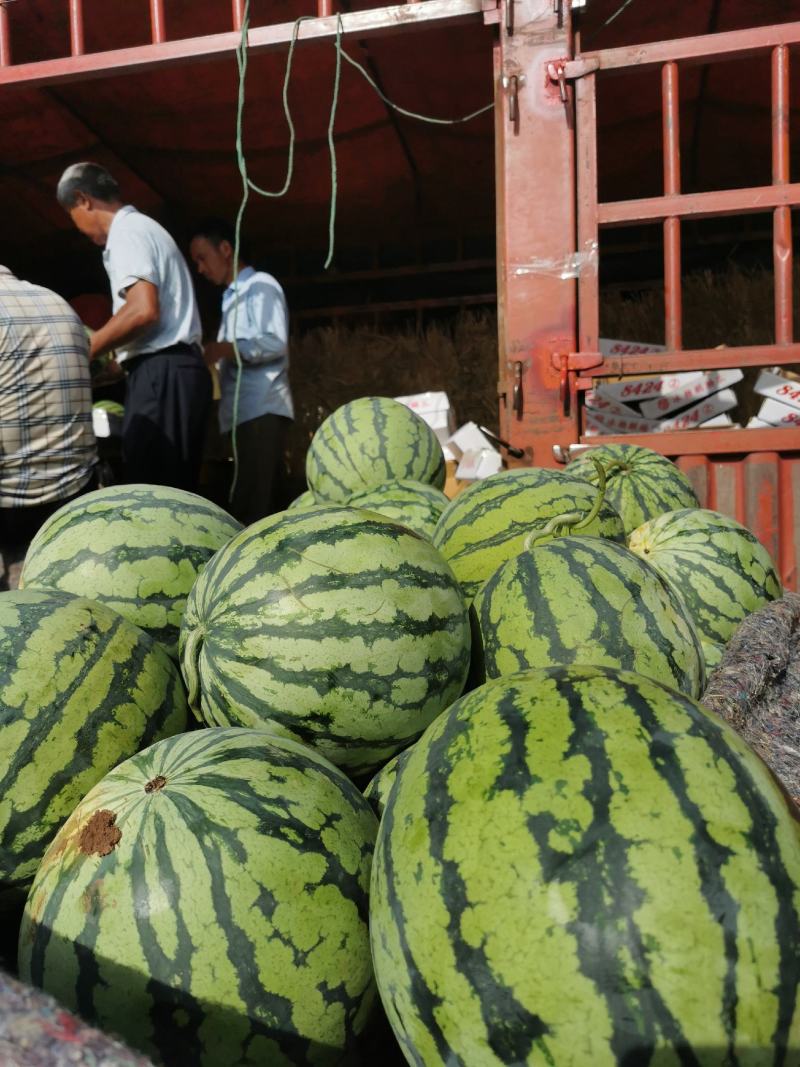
[0,266,98,589]
[190,218,293,525]
[57,162,211,492]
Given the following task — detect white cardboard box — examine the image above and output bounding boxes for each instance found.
[661,388,738,430]
[446,421,499,460]
[638,368,743,418]
[596,367,742,406]
[756,397,800,427]
[753,370,800,412]
[455,448,503,481]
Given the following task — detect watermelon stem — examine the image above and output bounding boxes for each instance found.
[523,457,609,550]
[181,626,205,719]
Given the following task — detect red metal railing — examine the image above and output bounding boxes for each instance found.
[571,22,800,447]
[567,22,800,588]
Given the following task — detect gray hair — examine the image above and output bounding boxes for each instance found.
[56,162,122,209]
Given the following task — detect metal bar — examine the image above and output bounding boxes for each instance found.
[578,342,800,377]
[662,62,682,350]
[69,0,85,57]
[0,0,484,89]
[598,182,800,226]
[232,0,245,32]
[578,427,800,455]
[575,19,800,74]
[149,0,166,45]
[0,1,11,67]
[575,70,599,354]
[283,257,495,286]
[495,0,577,465]
[317,0,334,15]
[772,44,793,345]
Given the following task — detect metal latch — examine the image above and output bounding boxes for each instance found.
[546,57,601,102]
[553,351,603,417]
[502,73,525,126]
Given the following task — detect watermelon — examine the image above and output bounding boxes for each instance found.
[306,397,446,503]
[363,747,414,820]
[19,728,378,1066]
[345,480,449,540]
[567,442,700,536]
[474,535,705,696]
[432,468,626,601]
[370,666,800,1065]
[287,489,317,511]
[628,508,782,667]
[0,590,187,899]
[180,506,470,776]
[20,484,242,658]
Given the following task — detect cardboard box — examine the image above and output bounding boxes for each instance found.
[754,370,800,412]
[446,422,498,459]
[638,368,743,418]
[455,449,503,481]
[756,397,800,427]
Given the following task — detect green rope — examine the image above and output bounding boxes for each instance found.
[227,1,494,505]
[523,458,609,550]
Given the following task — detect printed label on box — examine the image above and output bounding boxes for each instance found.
[597,368,741,406]
[639,368,743,418]
[757,397,800,427]
[598,339,666,356]
[583,409,660,436]
[584,391,639,418]
[661,389,737,430]
[754,370,800,413]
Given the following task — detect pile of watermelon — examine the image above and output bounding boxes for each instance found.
[1,398,797,1067]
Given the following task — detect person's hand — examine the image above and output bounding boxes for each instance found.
[202,341,236,367]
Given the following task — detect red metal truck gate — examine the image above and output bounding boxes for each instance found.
[496,7,800,590]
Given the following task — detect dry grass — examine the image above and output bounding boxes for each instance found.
[286,310,499,477]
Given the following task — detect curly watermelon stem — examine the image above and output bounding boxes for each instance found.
[524,457,608,550]
[181,626,205,720]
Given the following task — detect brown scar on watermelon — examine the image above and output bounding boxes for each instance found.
[145,775,167,794]
[78,810,121,857]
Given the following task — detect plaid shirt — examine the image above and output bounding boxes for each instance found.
[0,267,97,507]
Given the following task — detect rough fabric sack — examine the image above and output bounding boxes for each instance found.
[0,969,152,1066]
[702,591,800,805]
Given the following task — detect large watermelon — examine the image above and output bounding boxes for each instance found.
[180,506,470,776]
[432,468,625,601]
[345,479,449,540]
[475,535,704,696]
[306,397,446,503]
[363,747,415,820]
[0,590,187,898]
[20,484,241,658]
[19,728,378,1067]
[628,507,782,668]
[568,442,700,536]
[370,666,800,1065]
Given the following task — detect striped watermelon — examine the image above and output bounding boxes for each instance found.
[0,590,187,899]
[180,506,470,776]
[474,536,705,696]
[370,666,800,1066]
[568,443,699,536]
[628,508,782,668]
[306,397,446,503]
[345,480,449,540]
[432,468,626,601]
[20,484,241,658]
[363,747,414,820]
[19,728,378,1066]
[287,489,317,511]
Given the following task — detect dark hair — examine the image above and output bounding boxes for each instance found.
[191,217,250,264]
[56,162,122,209]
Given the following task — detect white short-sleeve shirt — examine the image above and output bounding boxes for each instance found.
[102,205,201,363]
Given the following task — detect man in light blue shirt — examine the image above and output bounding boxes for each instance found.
[190,220,294,524]
[57,162,211,492]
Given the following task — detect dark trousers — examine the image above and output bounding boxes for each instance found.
[123,347,212,493]
[225,413,290,527]
[0,469,98,590]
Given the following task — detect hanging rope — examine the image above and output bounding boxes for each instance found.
[226,0,494,504]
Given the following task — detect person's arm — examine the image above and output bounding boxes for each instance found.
[207,281,287,367]
[88,280,159,360]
